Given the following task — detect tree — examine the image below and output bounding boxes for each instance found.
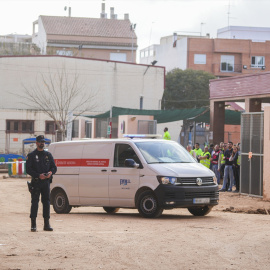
[19,64,97,141]
[162,69,216,109]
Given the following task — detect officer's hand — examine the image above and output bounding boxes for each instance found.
[39,174,46,180]
[46,171,52,178]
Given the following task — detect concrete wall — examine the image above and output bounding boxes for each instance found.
[0,56,164,112]
[157,36,188,72]
[0,56,164,154]
[263,106,270,201]
[157,120,183,143]
[140,36,188,72]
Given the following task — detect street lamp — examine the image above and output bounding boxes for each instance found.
[130,23,136,62]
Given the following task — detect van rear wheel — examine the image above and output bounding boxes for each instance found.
[137,190,163,218]
[52,189,72,214]
[103,207,120,214]
[188,206,213,216]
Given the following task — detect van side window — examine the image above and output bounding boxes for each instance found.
[114,144,141,167]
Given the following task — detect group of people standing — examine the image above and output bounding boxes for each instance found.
[187,141,241,193]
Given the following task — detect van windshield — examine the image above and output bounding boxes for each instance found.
[135,141,196,164]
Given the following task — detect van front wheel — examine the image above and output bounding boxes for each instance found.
[137,191,163,218]
[188,206,213,216]
[52,190,72,214]
[103,207,120,214]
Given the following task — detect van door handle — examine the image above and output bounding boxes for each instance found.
[111,170,117,172]
[101,169,107,172]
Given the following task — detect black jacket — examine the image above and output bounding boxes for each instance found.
[26,149,57,179]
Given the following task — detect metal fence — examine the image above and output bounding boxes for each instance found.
[240,113,264,197]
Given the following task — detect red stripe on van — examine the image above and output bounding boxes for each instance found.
[55,159,109,167]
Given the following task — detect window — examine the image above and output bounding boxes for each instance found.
[56,50,73,56]
[220,55,234,72]
[22,121,33,132]
[251,56,265,68]
[110,53,127,62]
[135,141,195,164]
[149,49,154,56]
[114,144,141,167]
[140,51,145,58]
[194,54,206,64]
[72,120,79,138]
[145,50,149,57]
[45,121,56,134]
[85,121,92,138]
[6,120,34,133]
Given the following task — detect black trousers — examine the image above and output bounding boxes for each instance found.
[30,179,50,219]
[233,165,240,191]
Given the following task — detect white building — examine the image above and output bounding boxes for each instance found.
[0,56,164,154]
[217,26,270,42]
[139,34,210,72]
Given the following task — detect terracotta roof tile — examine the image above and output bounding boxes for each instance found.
[40,16,136,39]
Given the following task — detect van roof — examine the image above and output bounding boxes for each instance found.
[49,138,174,145]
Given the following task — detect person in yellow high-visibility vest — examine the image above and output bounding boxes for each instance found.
[198,146,211,168]
[194,142,203,162]
[219,142,227,179]
[163,127,171,140]
[186,145,196,158]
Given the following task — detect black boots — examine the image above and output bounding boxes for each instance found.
[43,218,53,231]
[31,218,37,232]
[31,218,53,231]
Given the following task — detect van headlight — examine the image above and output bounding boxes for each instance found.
[213,176,217,183]
[157,176,177,185]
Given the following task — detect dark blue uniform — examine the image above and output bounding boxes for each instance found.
[26,149,57,219]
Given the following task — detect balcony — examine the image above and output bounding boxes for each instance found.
[212,63,243,77]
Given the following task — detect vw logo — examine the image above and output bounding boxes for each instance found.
[196,178,203,186]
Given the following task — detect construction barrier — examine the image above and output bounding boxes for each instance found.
[0,159,27,177]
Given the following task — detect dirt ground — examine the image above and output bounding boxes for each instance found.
[1,174,270,270]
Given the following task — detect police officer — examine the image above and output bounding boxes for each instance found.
[26,135,57,232]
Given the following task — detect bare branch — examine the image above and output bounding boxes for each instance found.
[17,63,98,139]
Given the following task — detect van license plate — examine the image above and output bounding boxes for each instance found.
[193,198,210,204]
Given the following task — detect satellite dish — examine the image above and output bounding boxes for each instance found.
[64,6,67,11]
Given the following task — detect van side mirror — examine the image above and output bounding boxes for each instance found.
[124,159,139,168]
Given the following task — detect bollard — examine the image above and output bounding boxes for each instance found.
[12,159,17,176]
[18,158,23,175]
[24,159,27,175]
[8,158,12,176]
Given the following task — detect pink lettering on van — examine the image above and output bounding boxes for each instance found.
[55,159,109,167]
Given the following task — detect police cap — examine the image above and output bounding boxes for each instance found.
[36,135,45,142]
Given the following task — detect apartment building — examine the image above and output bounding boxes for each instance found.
[32,4,137,62]
[140,26,270,77]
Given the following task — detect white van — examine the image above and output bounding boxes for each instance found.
[49,138,219,218]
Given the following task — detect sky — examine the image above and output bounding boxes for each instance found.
[1,0,270,57]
